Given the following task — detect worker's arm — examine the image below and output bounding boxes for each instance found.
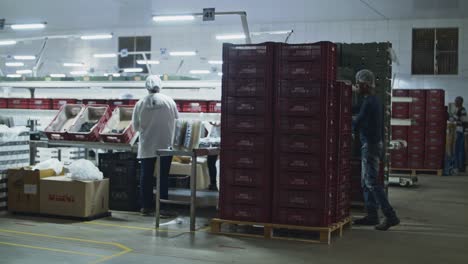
[173,100,180,119]
[352,97,369,134]
[132,101,141,131]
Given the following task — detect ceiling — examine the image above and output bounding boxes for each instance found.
[0,0,467,33]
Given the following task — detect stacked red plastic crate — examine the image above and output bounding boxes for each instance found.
[272,42,338,227]
[390,89,446,170]
[219,43,276,222]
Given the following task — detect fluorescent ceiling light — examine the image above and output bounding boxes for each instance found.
[0,40,17,46]
[136,60,160,65]
[5,62,24,67]
[80,34,113,40]
[218,72,223,76]
[216,34,246,40]
[251,30,292,35]
[7,74,21,78]
[70,71,88,75]
[14,55,36,60]
[153,15,195,22]
[63,62,84,67]
[208,60,223,65]
[50,74,66,78]
[104,73,121,77]
[11,23,46,30]
[123,68,143,73]
[189,70,210,74]
[16,69,32,74]
[169,51,196,56]
[94,53,117,58]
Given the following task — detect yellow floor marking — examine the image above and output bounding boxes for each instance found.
[0,228,132,263]
[0,241,106,258]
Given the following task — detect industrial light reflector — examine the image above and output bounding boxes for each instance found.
[216,34,246,40]
[136,60,160,65]
[0,40,17,46]
[16,69,32,74]
[94,53,117,58]
[5,62,24,67]
[153,15,195,22]
[11,23,46,30]
[63,63,84,67]
[70,71,88,75]
[7,74,21,78]
[50,74,66,78]
[169,51,196,56]
[80,34,113,40]
[14,55,36,60]
[189,70,210,74]
[123,68,143,73]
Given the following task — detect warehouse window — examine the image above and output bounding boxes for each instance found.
[412,28,458,75]
[118,36,151,73]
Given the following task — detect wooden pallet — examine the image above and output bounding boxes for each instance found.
[210,217,352,245]
[390,168,443,176]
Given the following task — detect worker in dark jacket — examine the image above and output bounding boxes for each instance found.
[452,96,467,172]
[352,69,400,231]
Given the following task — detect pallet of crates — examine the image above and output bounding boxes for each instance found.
[424,89,446,175]
[0,127,30,211]
[217,42,276,224]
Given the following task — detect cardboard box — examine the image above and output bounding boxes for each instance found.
[7,167,58,213]
[40,177,109,218]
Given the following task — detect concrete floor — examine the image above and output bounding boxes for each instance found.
[1,174,467,264]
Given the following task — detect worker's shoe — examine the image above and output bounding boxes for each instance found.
[375,216,400,231]
[353,215,380,226]
[140,208,154,216]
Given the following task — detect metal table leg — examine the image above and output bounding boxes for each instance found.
[155,155,161,229]
[190,151,197,231]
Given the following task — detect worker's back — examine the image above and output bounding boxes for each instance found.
[134,93,179,158]
[359,95,383,145]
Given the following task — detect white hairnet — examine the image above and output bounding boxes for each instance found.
[355,69,375,88]
[145,75,162,93]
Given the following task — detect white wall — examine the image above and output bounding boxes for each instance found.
[2,17,467,103]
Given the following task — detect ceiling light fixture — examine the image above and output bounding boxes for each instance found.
[216,34,246,40]
[189,70,211,74]
[0,40,17,46]
[70,71,88,75]
[10,23,46,30]
[93,53,117,58]
[208,60,223,65]
[136,60,160,65]
[153,15,195,22]
[169,51,197,56]
[14,55,36,60]
[50,73,66,78]
[16,69,32,74]
[5,62,24,67]
[7,74,21,78]
[63,62,84,67]
[123,68,143,73]
[251,30,293,35]
[80,34,113,40]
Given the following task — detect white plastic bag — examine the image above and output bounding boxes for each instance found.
[68,159,103,181]
[32,158,63,175]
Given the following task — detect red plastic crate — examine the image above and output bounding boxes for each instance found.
[67,105,111,141]
[180,101,208,113]
[276,170,325,189]
[277,188,331,209]
[279,135,321,154]
[426,104,445,113]
[7,98,29,109]
[225,97,267,116]
[83,99,108,105]
[426,111,447,121]
[52,99,77,110]
[221,133,271,152]
[222,168,268,187]
[279,154,321,172]
[219,203,270,223]
[226,79,267,97]
[107,99,129,110]
[222,151,267,169]
[228,62,269,78]
[99,106,135,143]
[224,43,273,61]
[392,103,409,118]
[278,117,321,135]
[426,145,444,154]
[426,89,444,105]
[273,207,332,227]
[280,61,331,80]
[0,98,7,108]
[279,80,323,98]
[45,104,86,140]
[280,42,335,61]
[391,150,408,161]
[208,101,221,113]
[128,99,139,106]
[424,158,443,169]
[224,186,270,205]
[278,99,321,117]
[225,115,271,133]
[407,128,425,145]
[408,89,426,99]
[425,133,445,146]
[392,126,408,140]
[426,119,446,127]
[28,98,52,110]
[391,158,408,169]
[392,89,409,97]
[407,144,425,154]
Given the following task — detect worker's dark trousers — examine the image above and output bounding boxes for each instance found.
[361,142,397,219]
[455,131,465,171]
[207,155,218,186]
[140,156,172,209]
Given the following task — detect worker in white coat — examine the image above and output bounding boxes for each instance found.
[132,75,179,216]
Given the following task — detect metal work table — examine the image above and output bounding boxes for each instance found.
[155,148,220,231]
